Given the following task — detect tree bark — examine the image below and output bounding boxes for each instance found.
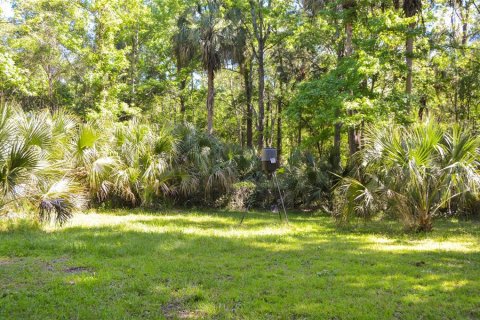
[250,0,270,150]
[345,21,358,156]
[177,61,186,115]
[331,3,343,168]
[405,22,414,99]
[345,21,353,56]
[297,121,302,146]
[418,96,427,120]
[393,0,400,10]
[179,79,187,114]
[130,27,139,106]
[266,86,274,146]
[461,5,469,47]
[277,91,282,163]
[207,68,215,134]
[403,0,422,110]
[270,91,275,146]
[333,120,342,168]
[257,41,265,149]
[243,59,254,148]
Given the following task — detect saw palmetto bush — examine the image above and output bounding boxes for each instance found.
[279,150,335,209]
[73,119,177,208]
[335,121,480,231]
[245,150,334,210]
[77,120,238,208]
[170,123,237,205]
[0,103,86,224]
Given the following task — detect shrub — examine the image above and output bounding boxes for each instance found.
[228,181,256,211]
[0,103,86,224]
[335,121,480,231]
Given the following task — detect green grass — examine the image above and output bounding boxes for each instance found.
[1,210,479,319]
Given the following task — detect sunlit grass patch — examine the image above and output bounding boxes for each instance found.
[1,210,479,319]
[364,236,480,252]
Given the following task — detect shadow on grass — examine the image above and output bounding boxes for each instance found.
[0,211,479,319]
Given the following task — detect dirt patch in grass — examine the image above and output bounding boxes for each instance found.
[63,266,92,274]
[51,257,69,264]
[43,256,70,272]
[0,258,20,265]
[162,299,206,319]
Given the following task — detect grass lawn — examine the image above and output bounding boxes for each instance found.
[0,210,479,319]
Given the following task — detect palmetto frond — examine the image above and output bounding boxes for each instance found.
[75,124,101,161]
[18,110,53,149]
[337,121,480,231]
[0,142,42,197]
[39,199,73,226]
[38,178,87,225]
[172,10,199,69]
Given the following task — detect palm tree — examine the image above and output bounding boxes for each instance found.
[196,0,231,134]
[172,10,199,115]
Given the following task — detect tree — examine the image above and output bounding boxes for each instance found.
[197,0,231,134]
[224,5,254,148]
[172,9,198,115]
[249,0,271,149]
[403,0,422,108]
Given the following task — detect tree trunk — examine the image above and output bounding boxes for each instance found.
[417,211,432,232]
[347,121,357,156]
[297,122,302,146]
[270,91,275,146]
[403,0,421,109]
[130,27,139,106]
[345,21,358,156]
[207,68,215,134]
[461,6,469,47]
[179,79,187,114]
[265,87,270,146]
[393,0,400,10]
[333,120,342,168]
[405,22,414,100]
[358,120,364,149]
[277,92,282,163]
[250,0,269,150]
[331,3,343,169]
[47,70,54,107]
[345,22,353,56]
[257,41,265,150]
[243,59,253,148]
[454,83,458,122]
[418,96,427,120]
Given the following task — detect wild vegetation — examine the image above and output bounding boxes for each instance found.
[0,0,480,232]
[336,122,480,231]
[1,1,480,318]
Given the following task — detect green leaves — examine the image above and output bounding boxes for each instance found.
[1,142,41,196]
[337,121,480,231]
[76,124,100,153]
[0,103,86,224]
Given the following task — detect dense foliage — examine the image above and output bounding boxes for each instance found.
[1,0,479,230]
[336,122,480,231]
